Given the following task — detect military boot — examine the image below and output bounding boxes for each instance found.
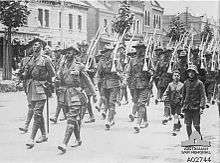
[19,109,34,133]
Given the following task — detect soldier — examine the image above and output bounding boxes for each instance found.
[154,49,173,124]
[163,70,183,136]
[118,44,129,105]
[50,47,67,123]
[182,64,206,139]
[24,38,55,148]
[126,42,152,133]
[57,46,96,153]
[95,44,122,130]
[18,43,35,133]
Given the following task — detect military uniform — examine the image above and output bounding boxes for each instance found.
[57,47,96,153]
[96,44,122,130]
[19,55,34,133]
[25,39,55,148]
[50,49,67,123]
[126,42,152,132]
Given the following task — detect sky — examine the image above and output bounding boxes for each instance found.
[158,0,220,21]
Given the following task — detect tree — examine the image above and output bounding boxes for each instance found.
[200,21,214,44]
[0,1,30,80]
[112,1,134,37]
[167,15,186,42]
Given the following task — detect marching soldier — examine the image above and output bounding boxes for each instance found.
[25,38,55,148]
[50,47,67,123]
[126,42,152,133]
[95,44,122,130]
[57,46,96,153]
[18,42,35,133]
[182,64,206,139]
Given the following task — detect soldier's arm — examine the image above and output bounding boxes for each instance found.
[199,81,206,109]
[80,71,96,96]
[45,58,56,78]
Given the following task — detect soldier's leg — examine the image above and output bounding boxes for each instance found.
[129,89,137,122]
[124,86,128,103]
[85,96,95,123]
[192,110,202,139]
[50,103,61,123]
[26,100,46,148]
[101,88,109,120]
[105,88,118,130]
[19,102,34,133]
[184,110,193,139]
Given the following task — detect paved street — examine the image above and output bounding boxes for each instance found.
[0,91,219,163]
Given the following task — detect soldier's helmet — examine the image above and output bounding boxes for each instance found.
[62,46,80,56]
[132,41,146,49]
[187,64,199,74]
[154,45,163,52]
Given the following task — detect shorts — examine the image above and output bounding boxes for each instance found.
[170,103,181,115]
[184,109,200,126]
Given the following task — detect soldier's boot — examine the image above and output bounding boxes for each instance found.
[129,103,137,122]
[105,109,115,130]
[101,109,107,120]
[141,107,149,128]
[172,114,179,136]
[19,109,34,133]
[72,121,82,147]
[58,124,74,153]
[50,107,61,123]
[26,123,39,148]
[85,103,95,123]
[36,117,48,143]
[134,106,144,133]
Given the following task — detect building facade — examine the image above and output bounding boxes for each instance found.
[0,0,89,48]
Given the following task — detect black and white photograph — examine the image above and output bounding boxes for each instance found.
[0,0,219,162]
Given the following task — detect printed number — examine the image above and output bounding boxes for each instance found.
[187,157,211,162]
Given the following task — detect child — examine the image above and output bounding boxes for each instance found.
[163,70,183,135]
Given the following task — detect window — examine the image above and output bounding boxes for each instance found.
[159,16,161,29]
[148,11,150,26]
[145,11,151,26]
[153,15,156,28]
[38,9,43,26]
[59,12,62,28]
[69,14,73,29]
[78,15,82,31]
[45,9,49,27]
[136,20,140,34]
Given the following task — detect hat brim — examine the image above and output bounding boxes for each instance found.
[154,48,163,52]
[62,47,80,55]
[132,45,146,49]
[187,68,199,74]
[127,52,136,56]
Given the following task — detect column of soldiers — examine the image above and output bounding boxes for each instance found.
[17,34,220,153]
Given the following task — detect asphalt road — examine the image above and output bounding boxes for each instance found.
[0,91,219,163]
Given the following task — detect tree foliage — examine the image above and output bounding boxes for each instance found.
[200,22,213,44]
[112,1,134,36]
[0,1,30,30]
[167,16,186,42]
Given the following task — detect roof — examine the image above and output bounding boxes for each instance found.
[85,1,114,14]
[150,0,164,9]
[64,0,89,8]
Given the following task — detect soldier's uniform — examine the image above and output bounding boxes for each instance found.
[57,47,96,153]
[126,42,152,133]
[95,44,122,130]
[19,54,34,133]
[50,48,67,123]
[25,38,55,148]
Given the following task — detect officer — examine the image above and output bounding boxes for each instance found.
[57,46,96,153]
[95,44,122,130]
[126,42,152,133]
[25,38,55,148]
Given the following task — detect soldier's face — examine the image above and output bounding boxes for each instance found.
[188,70,196,78]
[33,42,42,53]
[66,51,73,60]
[173,72,180,81]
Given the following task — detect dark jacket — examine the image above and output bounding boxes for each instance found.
[182,78,206,111]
